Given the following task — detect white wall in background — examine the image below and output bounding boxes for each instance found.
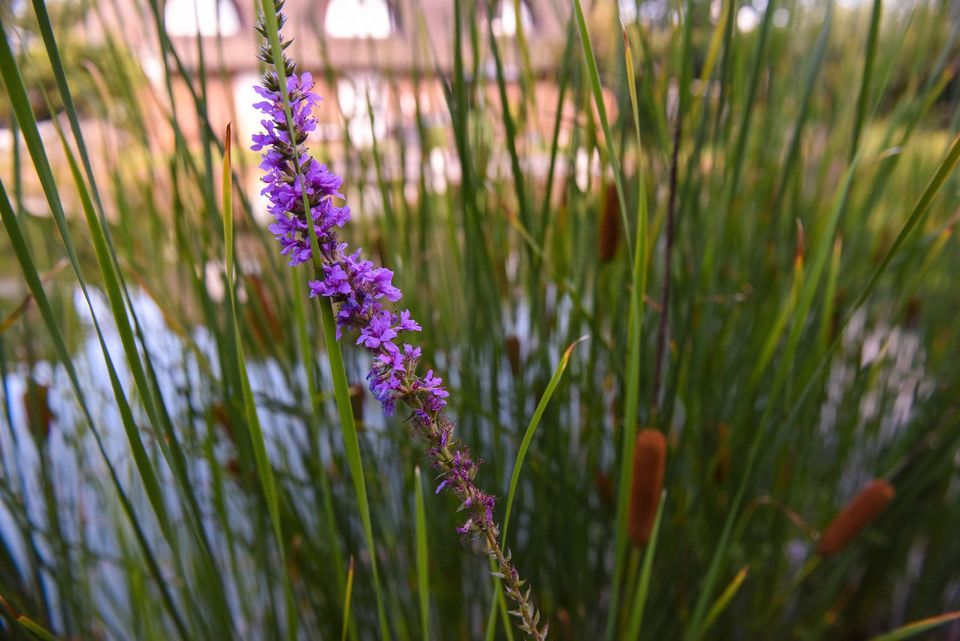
[164,0,241,38]
[324,0,394,39]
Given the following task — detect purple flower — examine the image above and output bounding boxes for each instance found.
[397,310,422,332]
[308,263,352,298]
[357,310,398,349]
[252,7,545,637]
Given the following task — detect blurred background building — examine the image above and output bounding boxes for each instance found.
[149,0,570,148]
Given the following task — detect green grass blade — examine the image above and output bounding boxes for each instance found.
[317,296,390,635]
[686,157,860,641]
[772,6,833,210]
[0,17,213,636]
[414,467,430,641]
[572,0,633,261]
[341,559,356,641]
[503,336,587,538]
[9,10,234,627]
[850,0,883,161]
[868,611,960,641]
[723,0,777,219]
[486,11,532,246]
[699,566,749,636]
[624,490,666,640]
[0,597,59,641]
[221,126,297,639]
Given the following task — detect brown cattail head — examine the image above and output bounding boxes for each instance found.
[505,335,521,378]
[628,429,667,547]
[598,183,621,263]
[817,479,895,558]
[23,379,53,442]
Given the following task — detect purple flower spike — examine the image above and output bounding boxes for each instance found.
[253,3,546,638]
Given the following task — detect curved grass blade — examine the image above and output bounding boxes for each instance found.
[503,335,588,537]
[0,20,201,638]
[846,133,960,314]
[53,105,234,633]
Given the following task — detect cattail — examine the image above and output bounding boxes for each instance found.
[505,335,521,378]
[598,183,620,263]
[628,429,667,547]
[23,379,53,442]
[817,479,895,558]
